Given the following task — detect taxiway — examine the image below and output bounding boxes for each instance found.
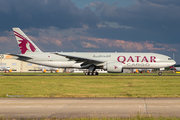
[0,98,180,119]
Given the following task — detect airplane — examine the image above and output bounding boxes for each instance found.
[38,65,59,73]
[170,64,180,71]
[9,27,176,75]
[0,66,12,73]
[174,65,180,71]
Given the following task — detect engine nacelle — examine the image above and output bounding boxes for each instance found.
[104,62,123,73]
[42,69,47,73]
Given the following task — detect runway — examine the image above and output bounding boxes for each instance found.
[0,98,180,119]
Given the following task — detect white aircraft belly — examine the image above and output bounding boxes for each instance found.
[32,61,81,68]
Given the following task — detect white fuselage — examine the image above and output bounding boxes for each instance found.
[0,66,11,71]
[22,52,176,69]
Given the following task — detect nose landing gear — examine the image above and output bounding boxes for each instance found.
[158,72,162,76]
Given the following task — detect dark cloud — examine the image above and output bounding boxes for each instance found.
[0,0,100,32]
[88,1,180,43]
[1,0,179,44]
[138,0,180,6]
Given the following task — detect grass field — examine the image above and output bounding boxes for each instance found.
[0,73,180,98]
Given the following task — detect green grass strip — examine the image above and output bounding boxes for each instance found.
[0,75,180,98]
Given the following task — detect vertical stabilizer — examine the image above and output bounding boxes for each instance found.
[12,28,42,54]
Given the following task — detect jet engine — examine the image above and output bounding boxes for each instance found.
[104,62,123,73]
[42,69,47,73]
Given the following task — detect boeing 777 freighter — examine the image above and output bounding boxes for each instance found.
[9,28,176,75]
[0,66,12,72]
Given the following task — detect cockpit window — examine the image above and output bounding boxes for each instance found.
[168,58,172,60]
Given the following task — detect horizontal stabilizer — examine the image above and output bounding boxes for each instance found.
[8,53,32,60]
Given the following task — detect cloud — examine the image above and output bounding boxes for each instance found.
[38,36,62,46]
[97,22,134,29]
[0,36,19,53]
[81,42,99,48]
[78,37,178,52]
[19,27,178,52]
[1,0,180,44]
[3,26,174,53]
[138,0,180,6]
[0,36,10,43]
[0,0,100,32]
[87,1,180,43]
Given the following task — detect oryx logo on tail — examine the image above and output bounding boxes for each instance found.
[13,27,42,54]
[14,31,36,54]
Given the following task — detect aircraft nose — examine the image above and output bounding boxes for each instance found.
[167,60,176,66]
[173,60,176,65]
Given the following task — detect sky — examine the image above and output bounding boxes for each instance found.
[0,0,180,64]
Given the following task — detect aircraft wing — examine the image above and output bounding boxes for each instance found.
[54,53,105,68]
[8,54,32,60]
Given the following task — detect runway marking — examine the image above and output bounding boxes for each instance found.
[48,103,70,118]
[144,98,148,115]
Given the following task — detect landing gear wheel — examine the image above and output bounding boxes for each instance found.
[85,72,89,75]
[96,72,99,75]
[93,72,96,75]
[89,72,93,75]
[158,72,162,76]
[93,72,98,75]
[85,71,99,76]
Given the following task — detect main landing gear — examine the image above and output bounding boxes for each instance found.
[85,71,99,76]
[84,65,99,75]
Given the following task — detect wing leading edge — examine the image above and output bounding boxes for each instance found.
[54,53,105,68]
